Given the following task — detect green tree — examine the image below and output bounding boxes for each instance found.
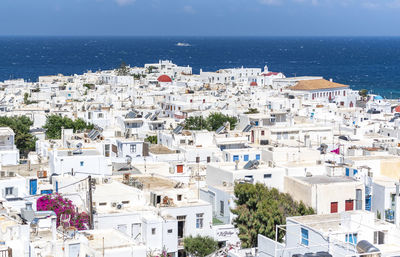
[145,135,158,144]
[183,116,208,131]
[146,66,157,74]
[0,116,37,156]
[244,108,259,114]
[117,61,129,76]
[183,113,237,131]
[206,112,237,131]
[232,183,315,248]
[24,93,37,105]
[359,89,368,98]
[184,235,218,257]
[43,115,93,139]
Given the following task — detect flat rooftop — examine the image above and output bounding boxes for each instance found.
[373,176,398,188]
[149,145,176,154]
[57,149,100,156]
[293,175,356,184]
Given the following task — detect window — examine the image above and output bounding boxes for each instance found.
[220,201,224,216]
[168,229,173,234]
[233,155,239,161]
[196,157,200,163]
[152,228,156,235]
[5,187,13,196]
[177,194,182,201]
[345,233,358,245]
[207,156,211,163]
[256,154,261,160]
[177,165,183,173]
[374,231,385,244]
[264,174,272,179]
[196,213,204,229]
[99,202,107,206]
[121,201,130,204]
[261,130,265,136]
[301,228,309,246]
[330,202,338,213]
[130,144,136,153]
[105,144,110,157]
[345,200,354,211]
[98,113,103,118]
[244,155,249,161]
[356,189,362,210]
[80,161,84,167]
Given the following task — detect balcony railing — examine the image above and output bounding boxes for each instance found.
[0,247,12,257]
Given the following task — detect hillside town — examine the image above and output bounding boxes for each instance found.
[0,60,399,257]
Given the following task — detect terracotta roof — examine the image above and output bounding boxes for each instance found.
[157,75,172,83]
[394,106,400,113]
[250,81,258,86]
[261,72,279,76]
[290,79,348,91]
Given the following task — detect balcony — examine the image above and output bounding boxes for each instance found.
[0,247,12,257]
[0,145,16,151]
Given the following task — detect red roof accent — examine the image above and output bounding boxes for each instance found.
[395,106,400,113]
[157,75,172,83]
[261,72,279,76]
[250,81,258,86]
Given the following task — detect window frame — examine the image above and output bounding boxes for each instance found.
[196,213,204,229]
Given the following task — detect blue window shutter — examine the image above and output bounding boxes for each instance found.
[301,228,309,246]
[233,155,239,161]
[256,154,260,160]
[244,155,249,161]
[353,169,358,175]
[345,168,350,176]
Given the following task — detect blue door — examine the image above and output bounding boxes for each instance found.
[56,181,59,193]
[353,169,358,176]
[233,155,239,161]
[365,195,371,211]
[256,154,261,160]
[244,155,249,161]
[29,179,37,195]
[345,168,350,176]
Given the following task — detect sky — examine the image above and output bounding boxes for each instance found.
[1,0,400,36]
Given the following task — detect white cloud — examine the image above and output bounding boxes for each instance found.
[183,5,196,14]
[362,2,380,8]
[114,0,135,6]
[259,0,282,6]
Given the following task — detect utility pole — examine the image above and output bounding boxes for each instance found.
[88,176,94,230]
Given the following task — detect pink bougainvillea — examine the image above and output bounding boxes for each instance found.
[36,193,89,230]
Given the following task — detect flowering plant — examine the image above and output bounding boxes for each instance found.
[36,193,89,230]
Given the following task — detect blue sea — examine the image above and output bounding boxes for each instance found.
[1,36,400,98]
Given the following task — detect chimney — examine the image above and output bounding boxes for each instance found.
[395,181,400,227]
[329,78,333,82]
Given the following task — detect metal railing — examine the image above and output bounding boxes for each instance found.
[0,247,12,257]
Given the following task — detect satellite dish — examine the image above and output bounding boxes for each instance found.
[76,142,83,149]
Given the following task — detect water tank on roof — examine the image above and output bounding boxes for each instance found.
[315,252,332,257]
[356,240,380,257]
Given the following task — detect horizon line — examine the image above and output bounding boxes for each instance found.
[1,35,400,38]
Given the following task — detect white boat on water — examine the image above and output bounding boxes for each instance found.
[176,42,191,47]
